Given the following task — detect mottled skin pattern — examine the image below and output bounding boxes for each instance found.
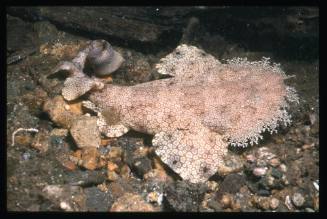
[89,82,229,181]
[54,42,298,183]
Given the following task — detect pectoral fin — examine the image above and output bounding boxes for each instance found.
[152,128,228,183]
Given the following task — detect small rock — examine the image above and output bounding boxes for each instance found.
[132,157,153,178]
[110,193,155,212]
[72,149,82,160]
[26,204,40,211]
[70,116,101,148]
[146,191,163,206]
[107,170,119,181]
[253,167,268,177]
[223,153,244,172]
[207,199,223,211]
[100,138,114,147]
[66,169,107,187]
[59,156,77,171]
[271,168,283,179]
[285,195,294,210]
[107,161,119,172]
[252,196,270,210]
[270,197,280,210]
[22,152,32,160]
[245,154,256,163]
[279,164,288,173]
[31,130,50,153]
[42,184,86,211]
[14,134,33,146]
[143,169,172,183]
[80,147,101,170]
[268,158,281,167]
[206,181,219,192]
[302,143,315,150]
[266,175,275,186]
[120,164,131,179]
[313,180,319,191]
[312,195,319,210]
[220,193,233,209]
[84,186,114,211]
[305,208,315,212]
[218,173,246,196]
[106,146,123,162]
[50,128,68,137]
[43,95,83,128]
[256,147,276,160]
[108,181,134,199]
[292,192,305,208]
[164,181,200,212]
[257,189,270,197]
[309,113,317,125]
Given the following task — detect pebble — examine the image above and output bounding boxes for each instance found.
[107,161,119,172]
[313,180,319,191]
[164,181,199,212]
[271,168,283,179]
[245,154,256,163]
[292,192,305,208]
[281,175,289,185]
[110,193,155,212]
[106,146,123,162]
[107,161,120,181]
[253,167,268,177]
[206,198,222,211]
[313,194,319,211]
[80,147,101,170]
[43,95,83,128]
[302,143,315,150]
[50,128,68,137]
[132,157,153,178]
[42,184,86,211]
[108,181,134,199]
[84,186,114,211]
[143,169,172,183]
[279,164,288,173]
[218,174,246,194]
[120,164,131,179]
[270,198,280,210]
[257,189,270,196]
[107,171,119,181]
[284,195,293,210]
[14,134,33,146]
[70,116,101,148]
[266,175,275,186]
[256,147,276,161]
[146,191,163,205]
[220,194,232,209]
[22,152,31,160]
[31,130,50,153]
[268,158,281,167]
[305,208,315,212]
[206,181,219,192]
[59,155,77,171]
[252,196,270,210]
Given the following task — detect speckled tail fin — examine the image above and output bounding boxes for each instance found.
[152,129,228,183]
[155,44,222,80]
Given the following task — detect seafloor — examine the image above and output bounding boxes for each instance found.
[6,7,319,212]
